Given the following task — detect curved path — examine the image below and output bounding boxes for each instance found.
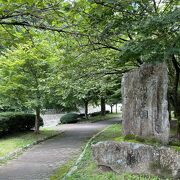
[0,119,120,180]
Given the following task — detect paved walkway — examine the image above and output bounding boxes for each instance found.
[0,119,120,180]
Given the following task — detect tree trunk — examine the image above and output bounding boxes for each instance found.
[116,103,118,114]
[101,97,106,116]
[177,116,180,139]
[35,107,40,134]
[84,101,88,119]
[168,98,172,122]
[110,105,113,114]
[172,55,180,138]
[175,102,180,138]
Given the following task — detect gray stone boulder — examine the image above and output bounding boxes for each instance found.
[121,63,170,144]
[92,141,180,179]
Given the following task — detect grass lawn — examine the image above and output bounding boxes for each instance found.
[0,128,61,165]
[79,113,121,123]
[52,124,169,180]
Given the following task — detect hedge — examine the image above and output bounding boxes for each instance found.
[0,112,44,134]
[60,113,80,124]
[89,110,110,117]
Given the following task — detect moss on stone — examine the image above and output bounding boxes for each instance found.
[150,161,172,179]
[120,134,161,146]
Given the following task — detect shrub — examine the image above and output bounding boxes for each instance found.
[60,113,80,124]
[90,111,101,117]
[0,112,43,134]
[105,110,110,114]
[90,111,110,117]
[78,113,86,119]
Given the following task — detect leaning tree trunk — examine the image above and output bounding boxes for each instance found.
[35,107,40,134]
[101,97,106,116]
[84,100,88,119]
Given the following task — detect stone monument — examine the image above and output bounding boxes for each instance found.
[121,63,169,143]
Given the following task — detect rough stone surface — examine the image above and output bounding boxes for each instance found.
[92,141,180,179]
[122,63,169,143]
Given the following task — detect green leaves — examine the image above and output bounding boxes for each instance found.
[0,40,55,111]
[0,0,179,114]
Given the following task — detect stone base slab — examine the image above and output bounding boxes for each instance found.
[92,141,180,179]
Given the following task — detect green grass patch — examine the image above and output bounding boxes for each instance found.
[169,140,180,151]
[114,130,180,151]
[88,113,121,123]
[115,134,162,146]
[0,128,61,165]
[50,156,77,180]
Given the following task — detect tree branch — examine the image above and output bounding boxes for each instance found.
[0,21,88,37]
[80,42,122,51]
[152,0,158,13]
